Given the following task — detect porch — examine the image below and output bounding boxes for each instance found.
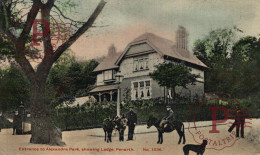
[89,84,118,104]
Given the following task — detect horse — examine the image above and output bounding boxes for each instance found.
[103,118,115,143]
[147,116,186,144]
[113,116,128,142]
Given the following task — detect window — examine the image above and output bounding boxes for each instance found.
[145,58,149,69]
[133,56,149,71]
[131,79,152,100]
[103,70,113,81]
[134,59,138,71]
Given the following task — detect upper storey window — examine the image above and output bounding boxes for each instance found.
[133,57,149,71]
[103,70,114,81]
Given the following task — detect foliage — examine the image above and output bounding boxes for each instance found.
[47,53,99,107]
[150,63,200,98]
[52,104,116,130]
[0,65,30,111]
[193,29,234,68]
[51,97,260,131]
[193,28,260,98]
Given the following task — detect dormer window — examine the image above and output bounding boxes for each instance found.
[133,56,149,72]
[103,70,115,82]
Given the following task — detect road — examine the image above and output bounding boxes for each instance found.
[0,119,259,155]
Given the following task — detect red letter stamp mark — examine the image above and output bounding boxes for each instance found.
[8,5,73,63]
[187,92,252,150]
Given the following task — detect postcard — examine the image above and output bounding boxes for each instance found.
[0,0,259,154]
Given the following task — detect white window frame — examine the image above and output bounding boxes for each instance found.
[131,79,152,100]
[133,56,149,72]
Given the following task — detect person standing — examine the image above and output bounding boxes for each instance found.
[126,106,137,141]
[0,112,3,132]
[12,111,19,135]
[228,110,245,138]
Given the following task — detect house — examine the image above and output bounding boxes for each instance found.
[89,26,207,104]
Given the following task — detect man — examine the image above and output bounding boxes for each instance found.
[126,106,137,141]
[160,105,176,128]
[12,111,19,135]
[228,110,245,138]
[0,112,3,132]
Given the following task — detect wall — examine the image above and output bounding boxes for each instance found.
[119,75,165,101]
[119,52,164,78]
[96,72,104,86]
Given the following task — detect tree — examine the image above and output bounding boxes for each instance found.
[193,29,234,68]
[193,28,260,98]
[230,36,260,97]
[150,63,200,99]
[193,29,234,93]
[0,0,106,145]
[0,65,30,112]
[47,53,99,107]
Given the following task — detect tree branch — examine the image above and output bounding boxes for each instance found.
[52,0,106,62]
[53,4,84,24]
[14,1,42,80]
[17,0,40,50]
[41,1,55,56]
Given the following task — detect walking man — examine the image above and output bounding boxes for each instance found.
[228,110,245,138]
[126,106,137,141]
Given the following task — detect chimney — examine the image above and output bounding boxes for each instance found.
[108,44,116,57]
[176,26,188,50]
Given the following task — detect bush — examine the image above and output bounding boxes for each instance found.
[50,97,260,130]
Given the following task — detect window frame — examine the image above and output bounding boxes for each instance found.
[103,70,114,81]
[131,79,152,100]
[133,56,149,72]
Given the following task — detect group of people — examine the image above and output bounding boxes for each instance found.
[115,105,177,140]
[115,106,138,141]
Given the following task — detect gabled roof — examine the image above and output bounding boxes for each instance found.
[115,33,207,68]
[93,52,122,72]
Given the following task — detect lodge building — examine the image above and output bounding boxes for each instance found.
[89,26,207,104]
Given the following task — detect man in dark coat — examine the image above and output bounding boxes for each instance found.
[126,106,137,141]
[160,105,176,128]
[12,111,20,135]
[228,110,245,138]
[0,112,3,132]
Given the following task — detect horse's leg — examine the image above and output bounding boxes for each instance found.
[120,130,123,141]
[157,130,160,144]
[122,129,125,141]
[104,130,107,141]
[181,123,186,144]
[160,132,163,144]
[183,129,186,144]
[109,132,112,142]
[107,132,109,143]
[177,129,182,144]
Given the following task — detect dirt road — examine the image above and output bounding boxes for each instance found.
[0,119,259,155]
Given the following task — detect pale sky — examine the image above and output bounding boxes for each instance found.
[33,0,260,61]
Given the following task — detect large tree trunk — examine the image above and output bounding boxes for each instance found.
[10,0,106,146]
[29,74,65,146]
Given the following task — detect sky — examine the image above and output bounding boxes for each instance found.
[16,0,260,61]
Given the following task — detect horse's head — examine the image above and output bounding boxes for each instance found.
[147,116,157,129]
